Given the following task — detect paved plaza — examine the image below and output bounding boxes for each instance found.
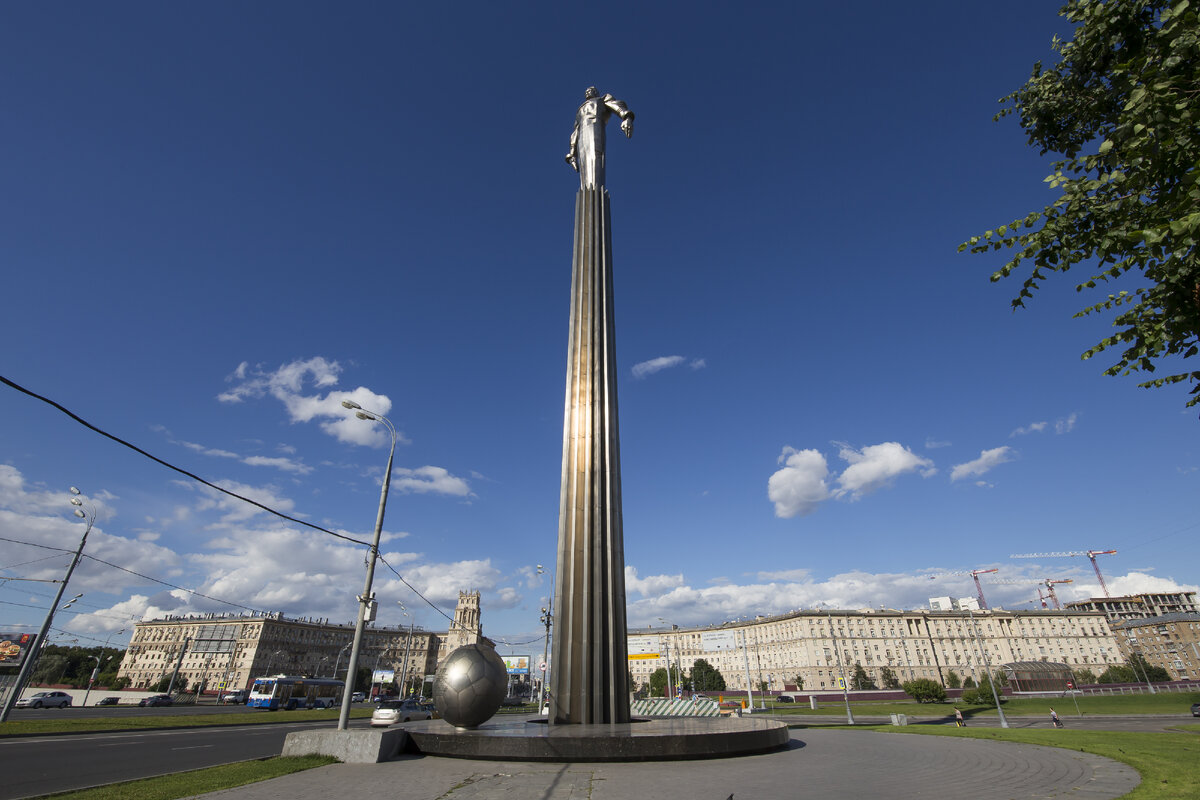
[194,728,1141,800]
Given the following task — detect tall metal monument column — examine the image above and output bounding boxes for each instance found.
[551,87,635,725]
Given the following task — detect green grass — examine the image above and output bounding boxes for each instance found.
[763,691,1200,718]
[25,755,337,800]
[0,707,375,737]
[835,725,1200,800]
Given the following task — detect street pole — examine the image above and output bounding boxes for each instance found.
[740,629,755,711]
[399,620,414,697]
[825,610,855,725]
[166,637,191,695]
[536,565,553,707]
[337,401,396,731]
[1,488,95,722]
[967,610,1008,728]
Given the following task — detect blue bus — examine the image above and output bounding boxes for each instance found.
[247,676,344,710]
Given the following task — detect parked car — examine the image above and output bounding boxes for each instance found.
[371,698,433,727]
[351,692,366,702]
[220,690,247,704]
[96,696,121,706]
[1191,703,1200,717]
[139,694,173,707]
[16,691,73,709]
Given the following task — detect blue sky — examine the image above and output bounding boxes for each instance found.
[2,1,1197,658]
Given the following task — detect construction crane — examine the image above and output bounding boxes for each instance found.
[991,578,1074,609]
[1009,550,1117,597]
[926,568,999,610]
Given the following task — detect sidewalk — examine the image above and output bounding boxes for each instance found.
[191,728,1140,800]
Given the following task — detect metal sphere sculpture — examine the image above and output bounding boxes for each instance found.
[432,643,508,729]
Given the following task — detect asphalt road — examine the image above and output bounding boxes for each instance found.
[0,712,1193,799]
[0,716,372,800]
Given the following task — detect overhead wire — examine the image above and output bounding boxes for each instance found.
[1,373,488,633]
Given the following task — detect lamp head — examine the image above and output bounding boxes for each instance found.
[341,400,362,410]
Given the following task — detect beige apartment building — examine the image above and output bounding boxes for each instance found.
[117,592,482,694]
[629,607,1121,693]
[1112,612,1200,681]
[1065,591,1199,624]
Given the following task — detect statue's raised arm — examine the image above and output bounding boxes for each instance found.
[565,87,635,190]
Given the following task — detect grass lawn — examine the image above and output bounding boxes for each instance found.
[763,691,1200,719]
[834,724,1200,800]
[0,707,375,737]
[24,755,337,800]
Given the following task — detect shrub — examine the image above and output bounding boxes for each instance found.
[902,678,947,703]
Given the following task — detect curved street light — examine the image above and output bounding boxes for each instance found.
[1,487,97,722]
[337,400,397,731]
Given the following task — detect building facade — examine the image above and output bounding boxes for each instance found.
[117,591,482,695]
[628,608,1120,693]
[1065,591,1199,624]
[1112,613,1200,681]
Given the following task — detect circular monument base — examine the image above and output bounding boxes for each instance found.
[402,716,789,762]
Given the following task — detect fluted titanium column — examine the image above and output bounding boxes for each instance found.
[549,186,630,725]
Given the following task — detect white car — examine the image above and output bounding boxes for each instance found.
[17,691,73,708]
[371,699,432,726]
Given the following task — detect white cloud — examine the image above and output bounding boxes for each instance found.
[241,456,313,475]
[392,466,472,497]
[1010,421,1047,437]
[632,356,685,378]
[623,568,956,627]
[1056,412,1078,434]
[689,358,706,370]
[625,566,685,596]
[218,358,401,448]
[767,447,831,518]
[950,446,1014,482]
[833,442,936,500]
[925,438,952,449]
[768,442,935,518]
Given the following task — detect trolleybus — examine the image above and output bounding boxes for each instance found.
[247,675,344,710]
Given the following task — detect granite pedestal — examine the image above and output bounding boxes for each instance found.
[402,716,789,762]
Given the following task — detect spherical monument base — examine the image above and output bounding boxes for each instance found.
[432,643,508,729]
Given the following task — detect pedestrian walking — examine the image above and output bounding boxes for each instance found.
[1049,707,1063,728]
[954,708,965,727]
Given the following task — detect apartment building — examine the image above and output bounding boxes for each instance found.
[117,591,481,694]
[1065,591,1199,624]
[1112,612,1200,680]
[629,607,1120,693]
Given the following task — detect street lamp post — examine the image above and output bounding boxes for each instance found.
[1,487,96,722]
[536,565,553,707]
[337,400,397,731]
[823,608,855,725]
[398,604,415,699]
[82,627,124,707]
[264,649,284,676]
[333,642,352,680]
[966,610,1009,728]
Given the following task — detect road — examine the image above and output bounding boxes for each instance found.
[0,712,1193,799]
[0,715,371,800]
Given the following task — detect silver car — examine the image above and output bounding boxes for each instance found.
[17,691,73,708]
[370,698,432,726]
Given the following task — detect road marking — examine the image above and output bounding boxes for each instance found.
[171,745,214,751]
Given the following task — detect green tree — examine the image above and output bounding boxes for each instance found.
[790,674,804,691]
[963,676,976,689]
[945,670,962,689]
[961,671,1005,705]
[1128,653,1171,682]
[1072,667,1097,685]
[850,662,877,690]
[961,0,1200,411]
[690,659,726,692]
[901,678,947,704]
[879,666,901,690]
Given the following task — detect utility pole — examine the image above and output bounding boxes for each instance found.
[1,488,95,722]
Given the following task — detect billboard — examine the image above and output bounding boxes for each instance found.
[700,630,738,652]
[372,669,395,684]
[503,656,530,674]
[627,636,660,660]
[0,633,36,668]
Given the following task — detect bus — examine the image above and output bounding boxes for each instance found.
[247,676,344,710]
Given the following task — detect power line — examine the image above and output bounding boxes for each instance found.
[0,374,369,547]
[0,373,489,635]
[80,554,265,615]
